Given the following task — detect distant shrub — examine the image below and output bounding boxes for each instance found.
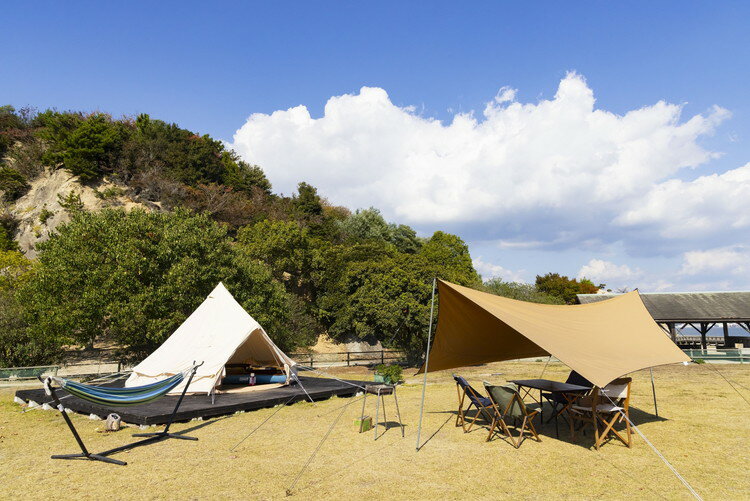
[57,190,84,213]
[0,167,29,201]
[375,364,403,384]
[39,205,54,225]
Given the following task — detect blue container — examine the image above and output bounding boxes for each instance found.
[223,374,286,385]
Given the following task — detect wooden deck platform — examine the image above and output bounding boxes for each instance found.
[14,376,364,425]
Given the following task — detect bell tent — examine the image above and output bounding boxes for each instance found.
[126,282,297,395]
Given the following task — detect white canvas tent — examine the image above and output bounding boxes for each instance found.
[126,282,297,395]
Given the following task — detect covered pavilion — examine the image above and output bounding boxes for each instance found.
[577,291,750,349]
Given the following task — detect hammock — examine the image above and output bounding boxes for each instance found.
[40,362,203,466]
[49,370,188,407]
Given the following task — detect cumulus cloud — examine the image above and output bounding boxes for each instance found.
[472,256,525,282]
[615,163,750,242]
[229,73,738,256]
[680,245,749,276]
[577,259,642,285]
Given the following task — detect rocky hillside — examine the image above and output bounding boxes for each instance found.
[10,169,157,257]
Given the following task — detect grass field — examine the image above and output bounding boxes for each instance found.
[1,361,748,500]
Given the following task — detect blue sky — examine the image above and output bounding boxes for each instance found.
[3,2,749,290]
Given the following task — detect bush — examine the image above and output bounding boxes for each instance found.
[374,364,403,384]
[0,167,29,201]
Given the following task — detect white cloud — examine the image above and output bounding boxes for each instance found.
[680,245,749,276]
[615,163,750,241]
[577,258,642,287]
[229,73,735,254]
[472,256,525,282]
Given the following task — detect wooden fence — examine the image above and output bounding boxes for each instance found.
[288,349,407,368]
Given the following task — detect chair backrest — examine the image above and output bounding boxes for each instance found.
[484,382,523,418]
[594,377,632,409]
[565,370,593,389]
[454,375,486,407]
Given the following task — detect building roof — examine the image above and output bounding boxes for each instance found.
[576,291,750,323]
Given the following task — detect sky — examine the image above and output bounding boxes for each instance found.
[3,1,749,291]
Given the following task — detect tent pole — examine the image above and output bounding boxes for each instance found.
[415,277,437,451]
[650,367,659,417]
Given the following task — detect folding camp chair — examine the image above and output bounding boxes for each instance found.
[541,370,593,434]
[453,375,493,433]
[568,377,632,450]
[483,382,541,448]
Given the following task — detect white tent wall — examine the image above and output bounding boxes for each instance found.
[126,282,296,395]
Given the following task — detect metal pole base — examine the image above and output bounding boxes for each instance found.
[51,452,127,466]
[131,432,198,441]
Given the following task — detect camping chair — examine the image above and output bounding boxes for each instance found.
[541,370,593,434]
[483,382,541,448]
[453,374,493,433]
[568,377,632,450]
[39,362,203,465]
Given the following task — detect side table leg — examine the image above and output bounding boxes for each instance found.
[393,386,405,437]
[359,392,368,433]
[374,391,380,440]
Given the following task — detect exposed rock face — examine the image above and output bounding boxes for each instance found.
[10,169,156,258]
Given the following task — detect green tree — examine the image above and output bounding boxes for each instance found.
[0,167,29,201]
[338,207,393,243]
[236,219,311,287]
[419,231,481,286]
[21,208,312,358]
[222,152,272,194]
[294,182,324,218]
[483,278,564,304]
[535,272,602,304]
[0,250,61,366]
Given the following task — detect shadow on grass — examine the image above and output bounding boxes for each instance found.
[416,412,455,451]
[431,404,667,451]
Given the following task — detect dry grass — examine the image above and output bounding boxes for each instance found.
[1,361,749,500]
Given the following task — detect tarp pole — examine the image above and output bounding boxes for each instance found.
[415,278,437,451]
[650,367,658,417]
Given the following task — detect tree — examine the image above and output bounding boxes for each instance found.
[419,231,481,286]
[222,153,272,194]
[0,250,61,366]
[483,278,564,304]
[294,182,324,219]
[338,207,393,243]
[21,208,312,358]
[236,219,311,287]
[0,167,29,201]
[389,224,422,254]
[535,273,603,304]
[37,112,125,181]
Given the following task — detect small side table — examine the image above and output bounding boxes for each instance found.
[359,384,404,440]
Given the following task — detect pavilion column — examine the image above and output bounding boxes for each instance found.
[668,323,677,343]
[700,323,708,350]
[723,322,729,347]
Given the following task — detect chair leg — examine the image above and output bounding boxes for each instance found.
[486,417,498,442]
[466,406,482,433]
[626,415,632,447]
[591,412,600,451]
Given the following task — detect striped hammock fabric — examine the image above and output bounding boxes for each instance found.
[53,371,186,407]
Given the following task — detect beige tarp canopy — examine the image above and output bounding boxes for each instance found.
[420,280,689,387]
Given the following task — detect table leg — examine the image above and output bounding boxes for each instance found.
[393,386,405,437]
[359,391,368,433]
[381,392,388,434]
[374,391,380,440]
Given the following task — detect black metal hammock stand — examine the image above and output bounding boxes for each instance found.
[39,362,203,466]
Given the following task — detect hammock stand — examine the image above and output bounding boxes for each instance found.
[39,362,203,466]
